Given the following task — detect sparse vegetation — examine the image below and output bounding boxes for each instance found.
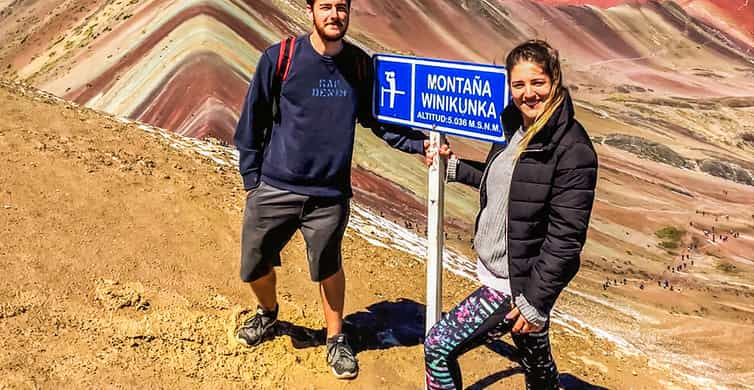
[716,262,738,273]
[656,227,684,251]
[743,132,754,146]
[601,134,692,169]
[698,159,754,186]
[659,242,679,250]
[656,226,685,242]
[616,84,647,93]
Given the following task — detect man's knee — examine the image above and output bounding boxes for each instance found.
[243,262,274,283]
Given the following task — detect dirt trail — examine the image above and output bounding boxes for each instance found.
[0,80,680,389]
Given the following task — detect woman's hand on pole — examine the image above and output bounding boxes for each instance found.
[506,307,544,334]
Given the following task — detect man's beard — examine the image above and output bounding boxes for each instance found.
[315,21,348,42]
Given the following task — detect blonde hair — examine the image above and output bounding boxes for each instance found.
[505,40,565,158]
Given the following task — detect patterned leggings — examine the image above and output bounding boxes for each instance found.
[424,286,559,390]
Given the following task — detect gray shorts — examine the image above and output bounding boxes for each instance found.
[240,181,350,282]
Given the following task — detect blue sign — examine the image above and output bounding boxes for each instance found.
[373,54,509,143]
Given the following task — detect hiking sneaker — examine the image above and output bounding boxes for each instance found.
[326,333,359,379]
[236,305,278,347]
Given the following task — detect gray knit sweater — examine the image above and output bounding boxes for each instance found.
[447,129,548,327]
[474,129,522,277]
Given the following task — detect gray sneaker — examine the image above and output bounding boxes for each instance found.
[236,305,278,347]
[326,333,359,379]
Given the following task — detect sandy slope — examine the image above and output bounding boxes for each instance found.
[0,80,684,388]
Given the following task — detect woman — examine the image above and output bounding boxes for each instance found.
[424,40,598,389]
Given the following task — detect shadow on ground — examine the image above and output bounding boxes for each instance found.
[276,298,426,352]
[274,298,608,389]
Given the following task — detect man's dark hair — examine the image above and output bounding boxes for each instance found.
[306,0,352,7]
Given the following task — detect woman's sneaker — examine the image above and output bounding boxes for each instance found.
[236,305,278,347]
[326,333,359,379]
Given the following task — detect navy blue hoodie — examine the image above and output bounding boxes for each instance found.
[234,35,427,198]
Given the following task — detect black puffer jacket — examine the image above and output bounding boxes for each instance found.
[453,90,598,314]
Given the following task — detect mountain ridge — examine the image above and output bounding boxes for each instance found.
[1,0,753,140]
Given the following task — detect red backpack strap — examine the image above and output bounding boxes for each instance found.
[275,37,289,80]
[282,36,296,80]
[275,36,296,82]
[272,36,296,123]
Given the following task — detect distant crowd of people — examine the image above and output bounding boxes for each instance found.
[601,208,747,297]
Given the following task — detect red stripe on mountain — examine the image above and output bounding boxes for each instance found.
[66,2,286,105]
[132,51,248,141]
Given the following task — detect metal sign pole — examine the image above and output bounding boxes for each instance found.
[426,128,446,334]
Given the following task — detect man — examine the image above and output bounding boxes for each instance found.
[233,0,431,380]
